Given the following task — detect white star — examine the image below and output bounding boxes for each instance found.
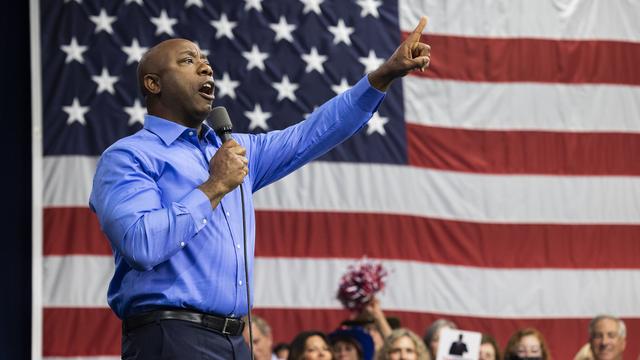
[300,0,323,15]
[356,0,382,18]
[272,75,299,102]
[328,19,354,45]
[244,104,271,131]
[60,37,88,64]
[359,50,384,73]
[63,98,90,125]
[122,39,148,65]
[366,112,389,135]
[244,0,263,11]
[269,16,296,43]
[90,9,116,34]
[301,47,327,74]
[124,99,147,126]
[92,68,118,95]
[125,0,143,4]
[210,14,236,40]
[151,9,178,36]
[184,0,203,8]
[331,78,351,95]
[242,45,268,71]
[215,72,240,99]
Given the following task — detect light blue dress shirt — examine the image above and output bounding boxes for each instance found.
[89,75,385,319]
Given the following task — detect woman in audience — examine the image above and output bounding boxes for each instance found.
[480,333,501,360]
[422,319,457,359]
[377,328,430,360]
[503,328,551,360]
[329,326,375,360]
[288,331,334,360]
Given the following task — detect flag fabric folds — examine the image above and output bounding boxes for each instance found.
[38,0,640,358]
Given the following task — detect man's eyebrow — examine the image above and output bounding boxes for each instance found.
[177,49,197,57]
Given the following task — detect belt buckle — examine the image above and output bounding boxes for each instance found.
[221,317,232,335]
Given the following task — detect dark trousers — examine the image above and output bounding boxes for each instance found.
[122,319,251,359]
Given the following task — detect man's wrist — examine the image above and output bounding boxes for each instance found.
[368,65,395,92]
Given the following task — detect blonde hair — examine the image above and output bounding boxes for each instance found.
[377,328,430,360]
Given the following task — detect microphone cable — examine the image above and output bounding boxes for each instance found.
[241,183,254,360]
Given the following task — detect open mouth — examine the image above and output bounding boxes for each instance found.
[198,80,215,101]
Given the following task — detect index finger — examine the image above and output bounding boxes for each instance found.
[407,16,428,43]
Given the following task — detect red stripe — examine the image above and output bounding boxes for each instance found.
[45,208,640,268]
[44,207,112,255]
[404,33,640,85]
[407,124,640,175]
[43,307,640,359]
[43,307,121,356]
[255,211,640,269]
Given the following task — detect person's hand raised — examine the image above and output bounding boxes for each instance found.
[368,16,431,91]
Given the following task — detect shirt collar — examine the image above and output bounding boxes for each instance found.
[143,114,217,145]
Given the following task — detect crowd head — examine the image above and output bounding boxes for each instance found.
[377,328,429,360]
[589,315,626,360]
[503,328,551,360]
[422,318,457,359]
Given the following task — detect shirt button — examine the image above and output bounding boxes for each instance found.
[238,280,243,286]
[188,131,194,136]
[180,241,185,247]
[202,218,207,224]
[225,211,230,217]
[236,244,241,249]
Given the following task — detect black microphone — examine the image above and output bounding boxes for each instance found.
[209,106,233,143]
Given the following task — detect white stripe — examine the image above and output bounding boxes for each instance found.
[44,357,119,360]
[254,257,640,318]
[44,155,97,207]
[44,256,112,307]
[46,156,640,224]
[399,0,640,42]
[43,255,640,318]
[256,162,640,224]
[404,76,640,132]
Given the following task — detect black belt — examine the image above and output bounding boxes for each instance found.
[123,309,245,336]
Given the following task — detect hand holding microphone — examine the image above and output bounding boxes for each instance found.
[198,107,248,206]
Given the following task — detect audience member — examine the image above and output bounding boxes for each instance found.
[274,343,291,360]
[329,326,375,360]
[503,328,551,360]
[422,318,457,359]
[378,328,430,360]
[243,315,277,360]
[480,333,501,360]
[589,315,626,360]
[288,331,333,360]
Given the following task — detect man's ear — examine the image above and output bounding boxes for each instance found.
[143,74,161,95]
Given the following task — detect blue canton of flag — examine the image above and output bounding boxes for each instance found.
[42,0,407,165]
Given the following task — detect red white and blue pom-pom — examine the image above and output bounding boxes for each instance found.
[336,258,388,312]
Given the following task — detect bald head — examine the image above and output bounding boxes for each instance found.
[137,38,196,98]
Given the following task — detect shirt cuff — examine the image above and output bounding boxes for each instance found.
[180,188,213,232]
[350,75,386,113]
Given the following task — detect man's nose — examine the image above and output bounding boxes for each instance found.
[199,62,213,76]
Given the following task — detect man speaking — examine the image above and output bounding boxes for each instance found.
[90,17,431,359]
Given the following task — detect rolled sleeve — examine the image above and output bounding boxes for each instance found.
[181,188,214,232]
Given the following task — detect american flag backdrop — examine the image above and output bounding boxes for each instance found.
[36,0,640,359]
